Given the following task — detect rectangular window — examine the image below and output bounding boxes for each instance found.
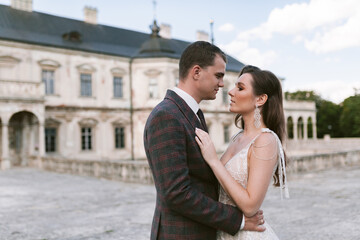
[42,69,54,95]
[149,78,158,99]
[222,88,228,104]
[224,125,230,143]
[81,127,92,150]
[115,127,125,149]
[45,128,56,152]
[113,76,123,98]
[80,73,92,96]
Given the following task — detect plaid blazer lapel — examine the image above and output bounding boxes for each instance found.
[165,90,203,130]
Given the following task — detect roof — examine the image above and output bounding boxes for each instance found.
[0,4,245,72]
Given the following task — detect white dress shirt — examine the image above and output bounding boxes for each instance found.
[172,87,200,121]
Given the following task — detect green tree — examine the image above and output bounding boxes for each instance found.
[285,90,318,101]
[340,95,360,137]
[316,99,343,138]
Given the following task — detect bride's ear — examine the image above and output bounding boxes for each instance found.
[256,94,268,107]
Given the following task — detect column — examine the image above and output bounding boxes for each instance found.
[304,121,308,140]
[313,123,317,139]
[1,122,10,169]
[38,122,45,168]
[65,118,74,157]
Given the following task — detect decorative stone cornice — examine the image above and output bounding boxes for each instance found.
[112,116,130,125]
[110,67,127,76]
[78,118,98,126]
[0,55,21,68]
[144,69,161,78]
[38,59,61,69]
[45,117,61,126]
[76,63,96,73]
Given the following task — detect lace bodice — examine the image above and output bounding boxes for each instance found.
[217,128,283,240]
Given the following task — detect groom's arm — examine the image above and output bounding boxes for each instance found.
[145,110,242,235]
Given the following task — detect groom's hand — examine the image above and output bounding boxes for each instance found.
[243,210,266,232]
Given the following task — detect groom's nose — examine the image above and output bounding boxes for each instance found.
[218,79,224,87]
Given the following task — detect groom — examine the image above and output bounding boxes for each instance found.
[144,41,264,239]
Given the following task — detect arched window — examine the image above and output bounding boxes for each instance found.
[307,117,313,139]
[287,117,293,139]
[298,117,304,139]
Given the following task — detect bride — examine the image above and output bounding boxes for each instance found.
[195,65,289,240]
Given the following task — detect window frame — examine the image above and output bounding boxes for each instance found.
[224,124,230,143]
[113,76,123,98]
[81,126,93,151]
[42,69,55,95]
[45,127,57,153]
[80,73,93,97]
[114,126,125,149]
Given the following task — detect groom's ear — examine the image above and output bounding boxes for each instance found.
[191,65,201,80]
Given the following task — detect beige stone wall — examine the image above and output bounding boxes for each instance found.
[0,39,318,166]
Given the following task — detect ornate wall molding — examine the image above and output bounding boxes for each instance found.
[76,63,96,73]
[0,55,21,68]
[110,67,127,76]
[38,59,61,69]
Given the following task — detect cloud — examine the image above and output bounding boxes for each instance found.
[304,11,360,53]
[234,0,360,53]
[219,40,277,68]
[218,23,234,32]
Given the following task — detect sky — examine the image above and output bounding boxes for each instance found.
[1,0,359,103]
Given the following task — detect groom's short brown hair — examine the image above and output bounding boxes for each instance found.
[179,41,227,80]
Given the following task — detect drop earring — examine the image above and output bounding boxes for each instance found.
[254,104,261,128]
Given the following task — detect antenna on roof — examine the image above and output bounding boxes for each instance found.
[153,0,157,20]
[150,0,160,37]
[210,19,214,44]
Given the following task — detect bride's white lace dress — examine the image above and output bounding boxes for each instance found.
[217,128,285,240]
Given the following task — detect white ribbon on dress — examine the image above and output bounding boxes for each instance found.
[262,128,290,199]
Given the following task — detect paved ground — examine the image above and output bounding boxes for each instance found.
[0,166,359,240]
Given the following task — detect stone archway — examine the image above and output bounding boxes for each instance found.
[8,111,39,166]
[287,116,294,139]
[297,117,304,140]
[307,117,313,139]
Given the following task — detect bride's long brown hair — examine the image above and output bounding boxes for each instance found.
[234,65,286,186]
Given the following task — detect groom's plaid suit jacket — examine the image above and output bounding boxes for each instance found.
[144,90,243,240]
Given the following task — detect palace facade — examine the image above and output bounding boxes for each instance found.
[0,0,316,169]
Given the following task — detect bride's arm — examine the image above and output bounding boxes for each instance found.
[195,128,278,217]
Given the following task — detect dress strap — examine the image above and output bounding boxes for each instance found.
[256,128,290,199]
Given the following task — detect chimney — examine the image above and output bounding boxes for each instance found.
[196,30,209,42]
[11,0,32,12]
[159,23,172,39]
[83,6,98,24]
